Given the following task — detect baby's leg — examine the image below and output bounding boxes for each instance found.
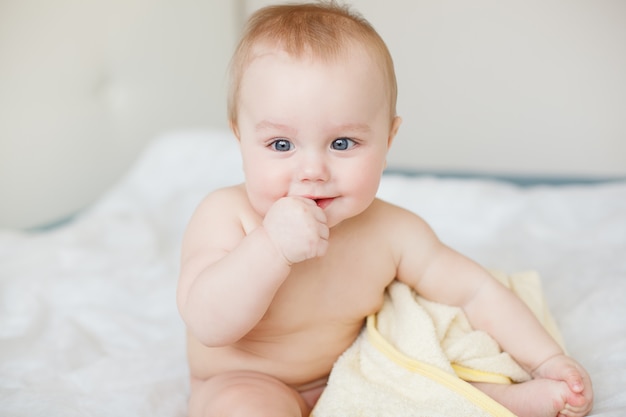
[189,371,310,417]
[472,378,587,417]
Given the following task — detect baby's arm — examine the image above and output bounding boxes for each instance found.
[394,211,592,411]
[176,188,328,346]
[459,266,593,411]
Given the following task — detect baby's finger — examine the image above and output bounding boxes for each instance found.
[311,204,328,223]
[297,197,328,222]
[316,238,329,258]
[564,363,591,395]
[566,373,584,394]
[319,222,330,240]
[301,202,327,227]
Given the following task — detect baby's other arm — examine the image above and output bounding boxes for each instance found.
[393,209,592,403]
[176,187,328,347]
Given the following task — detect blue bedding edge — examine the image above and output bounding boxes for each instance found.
[382,168,626,187]
[25,171,624,232]
[26,214,77,233]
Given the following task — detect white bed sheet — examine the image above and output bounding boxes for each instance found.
[1,130,625,416]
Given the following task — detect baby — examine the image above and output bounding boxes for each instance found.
[176,2,593,416]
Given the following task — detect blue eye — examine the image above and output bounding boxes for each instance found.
[331,137,355,151]
[271,139,293,152]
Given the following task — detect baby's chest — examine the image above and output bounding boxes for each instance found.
[269,257,395,325]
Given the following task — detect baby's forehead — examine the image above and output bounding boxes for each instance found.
[230,36,397,123]
[248,39,347,61]
[245,41,380,74]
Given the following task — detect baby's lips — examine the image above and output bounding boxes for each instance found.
[314,198,334,209]
[299,195,334,209]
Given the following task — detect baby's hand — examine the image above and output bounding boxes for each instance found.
[533,354,594,415]
[263,197,329,265]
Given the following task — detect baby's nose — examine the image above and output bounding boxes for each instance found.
[298,152,330,182]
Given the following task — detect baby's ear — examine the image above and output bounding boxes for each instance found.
[230,120,241,140]
[387,116,402,148]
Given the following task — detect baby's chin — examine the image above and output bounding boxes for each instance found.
[326,207,370,230]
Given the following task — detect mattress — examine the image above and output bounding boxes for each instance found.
[1,130,624,416]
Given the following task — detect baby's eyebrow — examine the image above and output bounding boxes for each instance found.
[255,120,371,135]
[255,120,297,135]
[331,123,372,134]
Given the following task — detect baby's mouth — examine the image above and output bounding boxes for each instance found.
[314,198,334,209]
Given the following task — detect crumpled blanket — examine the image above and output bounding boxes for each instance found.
[312,271,563,417]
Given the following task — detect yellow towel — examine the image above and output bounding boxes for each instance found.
[311,271,563,417]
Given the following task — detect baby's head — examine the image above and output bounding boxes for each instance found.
[227,1,398,130]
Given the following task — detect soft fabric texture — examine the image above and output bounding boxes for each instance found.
[1,131,625,416]
[312,271,562,417]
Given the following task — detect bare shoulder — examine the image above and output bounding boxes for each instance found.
[367,198,437,238]
[181,184,254,254]
[195,184,249,213]
[187,184,253,227]
[368,198,445,285]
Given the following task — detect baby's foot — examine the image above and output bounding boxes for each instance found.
[473,378,587,417]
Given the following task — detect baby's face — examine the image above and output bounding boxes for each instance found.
[235,45,400,227]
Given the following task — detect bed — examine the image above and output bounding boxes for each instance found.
[1,130,625,416]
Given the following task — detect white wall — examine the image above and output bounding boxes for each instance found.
[2,0,625,229]
[246,0,626,177]
[0,0,237,229]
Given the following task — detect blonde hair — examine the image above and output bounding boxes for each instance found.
[227,1,397,127]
